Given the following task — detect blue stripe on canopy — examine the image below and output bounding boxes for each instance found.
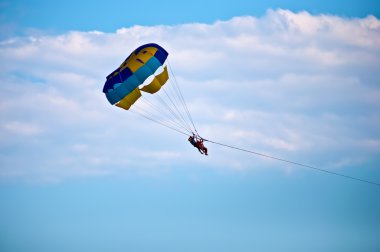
[114,83,130,98]
[106,89,122,104]
[124,75,140,92]
[134,65,154,83]
[145,56,162,73]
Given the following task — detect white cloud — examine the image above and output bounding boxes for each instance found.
[0,9,379,181]
[1,121,43,136]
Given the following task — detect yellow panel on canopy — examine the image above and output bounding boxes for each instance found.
[115,88,141,110]
[140,66,169,94]
[121,47,158,72]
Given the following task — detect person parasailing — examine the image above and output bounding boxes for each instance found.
[188,134,208,155]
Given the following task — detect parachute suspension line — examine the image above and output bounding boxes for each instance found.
[138,96,193,135]
[128,60,199,138]
[132,99,190,136]
[161,87,194,134]
[132,104,185,135]
[205,139,380,186]
[154,90,193,134]
[168,61,198,134]
[163,71,192,130]
[167,62,194,127]
[155,65,195,134]
[131,109,189,136]
[167,63,197,134]
[173,77,197,133]
[147,97,192,135]
[151,66,195,134]
[166,76,197,135]
[140,94,190,134]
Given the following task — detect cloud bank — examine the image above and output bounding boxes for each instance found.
[1,9,379,181]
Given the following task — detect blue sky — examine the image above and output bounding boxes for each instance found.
[1,0,379,37]
[1,1,380,252]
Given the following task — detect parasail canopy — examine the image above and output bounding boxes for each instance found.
[103,43,169,110]
[102,43,198,137]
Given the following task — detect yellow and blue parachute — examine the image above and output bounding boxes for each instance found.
[103,43,169,110]
[103,43,199,137]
